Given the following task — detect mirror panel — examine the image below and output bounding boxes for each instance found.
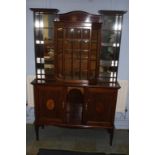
[99,14,123,82]
[34,12,57,81]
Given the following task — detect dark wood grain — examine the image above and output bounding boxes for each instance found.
[58,11,101,22]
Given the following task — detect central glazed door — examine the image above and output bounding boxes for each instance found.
[54,21,101,83]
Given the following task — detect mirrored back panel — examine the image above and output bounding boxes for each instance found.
[99,11,125,83]
[33,10,58,81]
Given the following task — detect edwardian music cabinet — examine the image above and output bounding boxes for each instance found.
[30,8,126,145]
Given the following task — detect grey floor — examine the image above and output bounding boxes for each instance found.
[26,124,129,155]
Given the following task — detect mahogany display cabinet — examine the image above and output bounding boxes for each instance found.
[30,8,126,145]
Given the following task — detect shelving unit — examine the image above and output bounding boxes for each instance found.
[33,9,59,81]
[99,11,124,83]
[31,8,126,145]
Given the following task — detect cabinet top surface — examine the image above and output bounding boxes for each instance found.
[31,79,121,89]
[30,8,126,14]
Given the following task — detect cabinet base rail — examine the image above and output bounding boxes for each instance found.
[34,124,114,146]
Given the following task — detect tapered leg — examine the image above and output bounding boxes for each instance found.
[108,128,114,146]
[35,125,39,141]
[41,125,44,129]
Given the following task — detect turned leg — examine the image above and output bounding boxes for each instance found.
[34,125,39,141]
[108,128,114,146]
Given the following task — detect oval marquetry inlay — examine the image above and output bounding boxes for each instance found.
[46,99,55,110]
[96,102,104,113]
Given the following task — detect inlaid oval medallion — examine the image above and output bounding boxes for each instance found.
[96,102,104,113]
[46,99,55,110]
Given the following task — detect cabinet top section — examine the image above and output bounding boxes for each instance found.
[30,8,59,14]
[58,11,100,22]
[30,9,126,23]
[98,10,127,15]
[30,8,126,15]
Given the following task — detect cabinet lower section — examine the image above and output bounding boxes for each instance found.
[32,81,120,145]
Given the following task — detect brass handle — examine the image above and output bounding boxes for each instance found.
[85,99,90,110]
[85,103,88,110]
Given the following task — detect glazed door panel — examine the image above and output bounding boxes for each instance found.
[85,88,118,126]
[54,22,101,82]
[37,86,65,123]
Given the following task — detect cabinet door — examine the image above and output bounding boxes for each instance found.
[85,88,118,127]
[37,86,65,123]
[54,21,101,83]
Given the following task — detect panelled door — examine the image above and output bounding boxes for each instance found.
[84,87,118,127]
[37,86,65,123]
